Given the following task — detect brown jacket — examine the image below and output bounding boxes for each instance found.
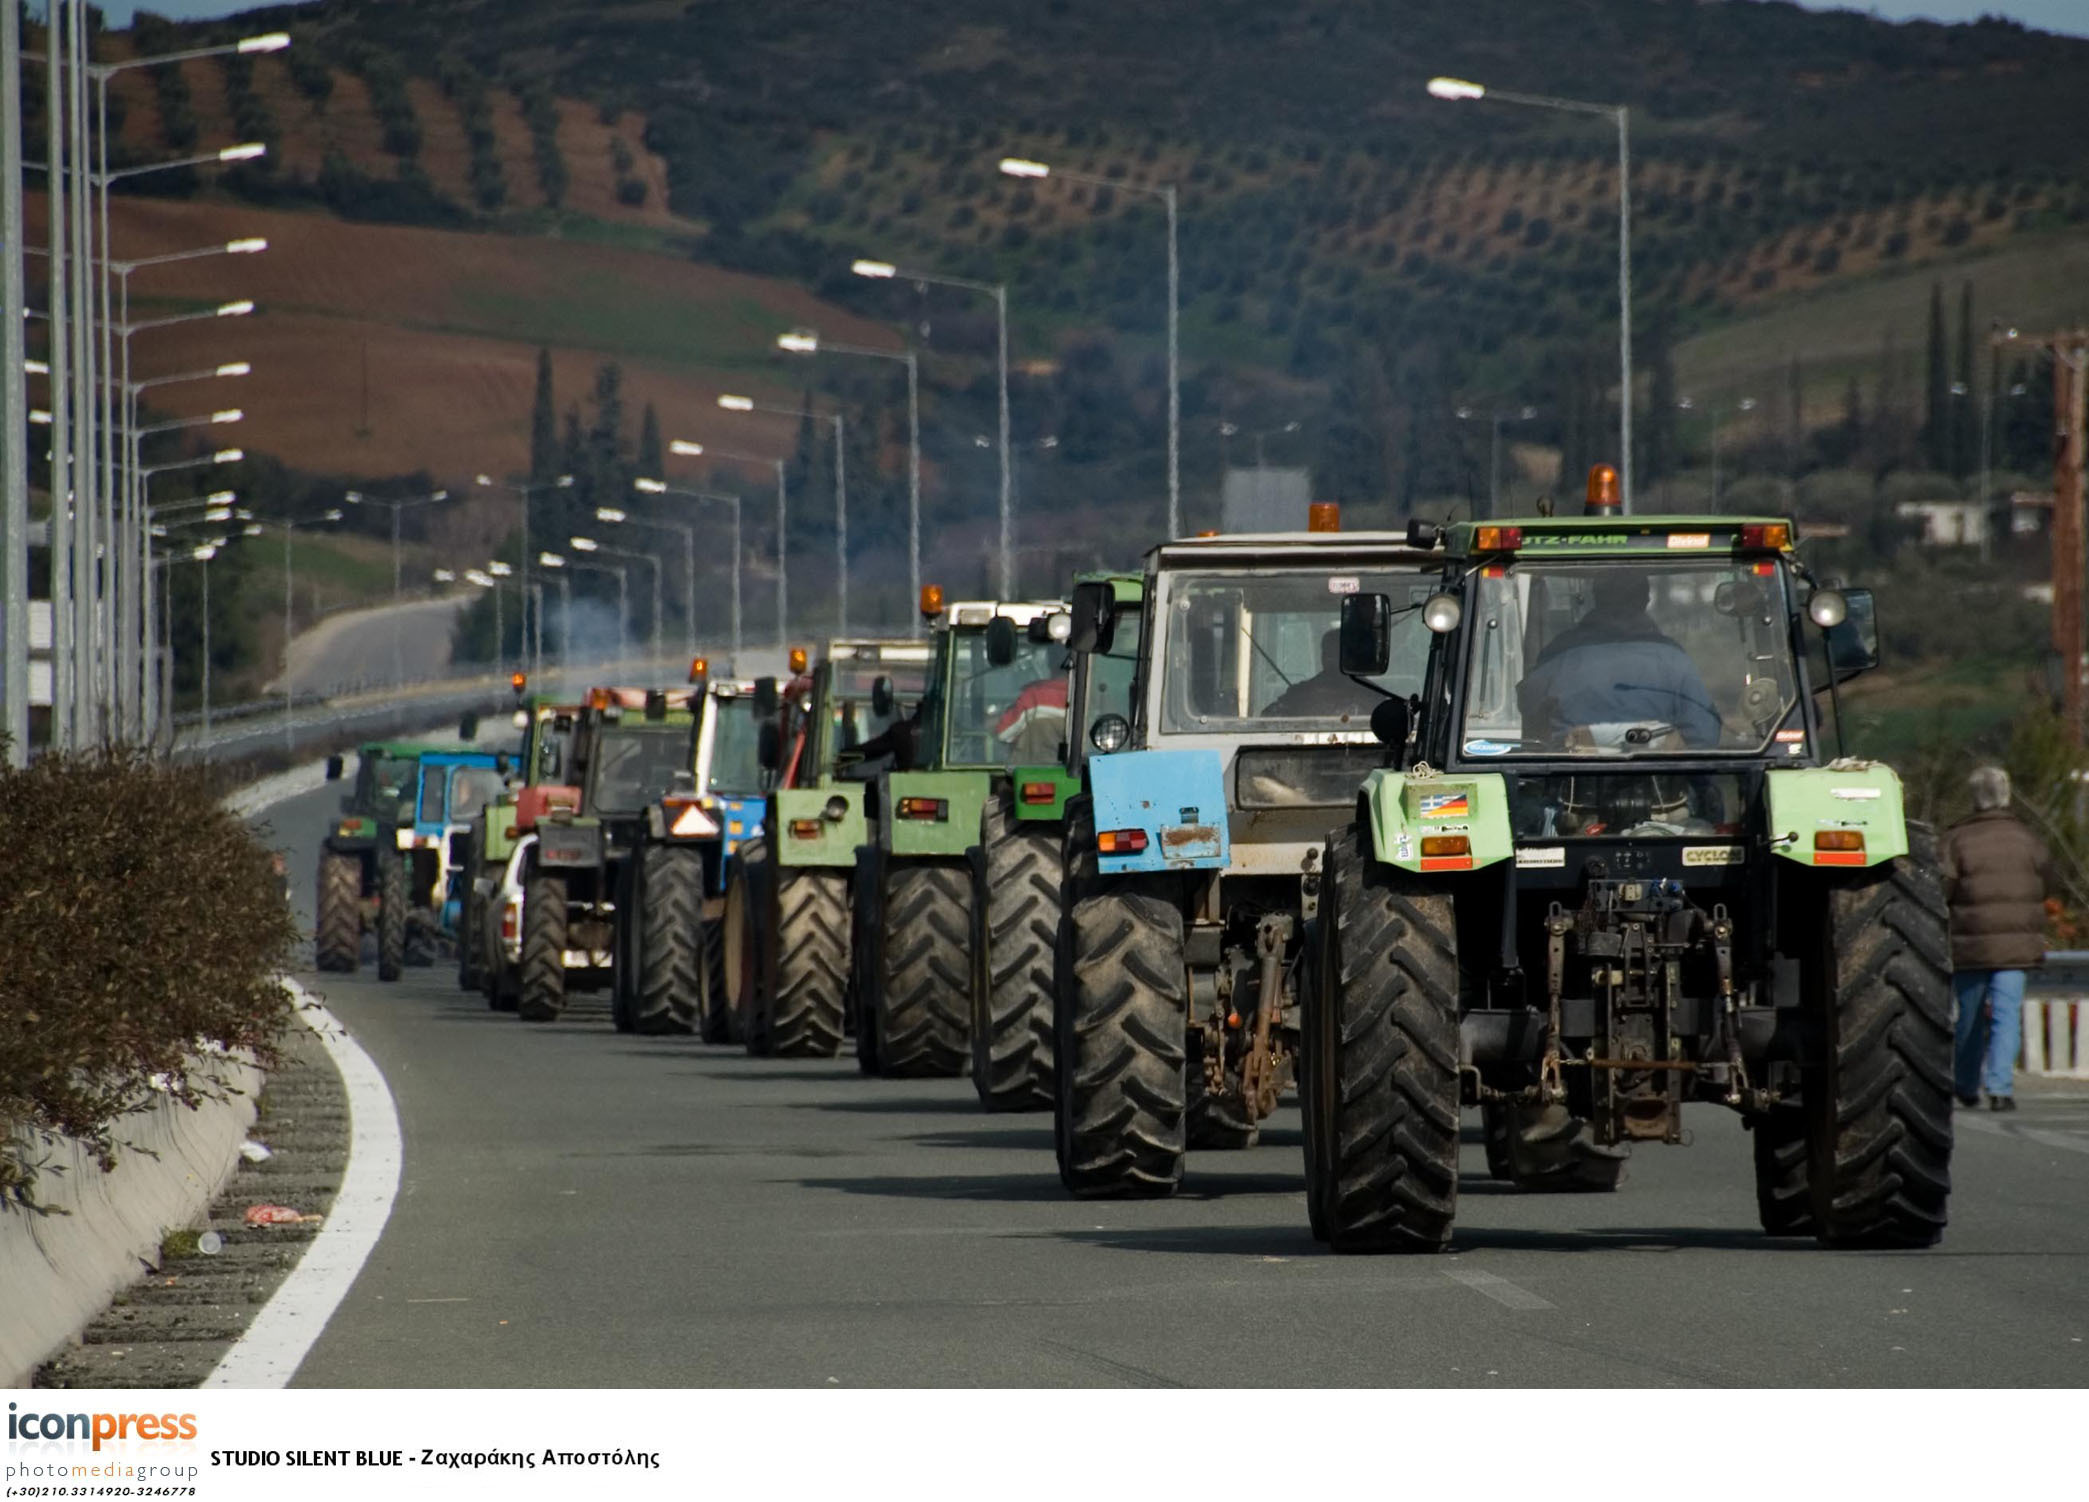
[1940,809,2055,971]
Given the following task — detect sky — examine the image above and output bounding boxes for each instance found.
[83,0,2089,34]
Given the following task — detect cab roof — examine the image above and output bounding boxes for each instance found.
[1150,532,1440,569]
[935,599,1066,628]
[823,637,932,664]
[1441,514,1799,560]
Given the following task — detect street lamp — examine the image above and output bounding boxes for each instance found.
[672,437,787,651]
[1000,156,1179,536]
[572,535,662,667]
[343,486,449,685]
[852,256,1013,597]
[771,332,922,634]
[596,503,700,662]
[474,471,572,670]
[1454,405,1538,519]
[636,477,743,662]
[716,393,849,633]
[1429,76,1634,511]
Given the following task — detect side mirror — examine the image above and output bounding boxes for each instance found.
[870,675,895,719]
[1339,593,1393,677]
[752,676,779,715]
[1405,518,1439,549]
[984,616,1019,668]
[459,711,479,741]
[325,754,344,781]
[757,721,781,771]
[1068,580,1116,654]
[1370,696,1412,750]
[1824,587,1879,682]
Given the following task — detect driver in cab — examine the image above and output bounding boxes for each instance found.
[1258,629,1379,720]
[1516,572,1721,749]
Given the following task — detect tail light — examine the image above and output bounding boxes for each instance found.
[1098,829,1148,854]
[789,819,823,839]
[499,901,521,943]
[1474,525,1523,552]
[1815,830,1865,866]
[1019,781,1058,805]
[1741,523,1792,550]
[896,796,948,821]
[1420,834,1473,871]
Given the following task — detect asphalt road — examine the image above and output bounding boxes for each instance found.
[255,780,2089,1387]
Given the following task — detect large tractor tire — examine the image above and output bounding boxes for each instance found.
[1497,1101,1627,1192]
[969,799,1062,1111]
[1302,825,1460,1253]
[315,850,361,973]
[1751,1100,1816,1236]
[1802,824,1954,1248]
[518,872,569,1022]
[631,844,704,1036]
[376,851,408,983]
[723,839,768,1050]
[768,865,850,1058]
[851,856,882,1075]
[865,859,972,1077]
[1054,880,1190,1198]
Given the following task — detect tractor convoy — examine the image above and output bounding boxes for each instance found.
[313,473,1953,1252]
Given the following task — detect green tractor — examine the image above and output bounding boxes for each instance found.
[723,639,932,1055]
[464,691,581,1009]
[965,574,1141,1111]
[1303,470,1951,1251]
[849,592,1070,1080]
[315,740,444,972]
[512,686,701,1027]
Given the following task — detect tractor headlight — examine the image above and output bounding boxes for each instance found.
[1808,588,1849,628]
[394,828,414,850]
[1089,713,1131,753]
[1422,594,1463,634]
[823,796,849,822]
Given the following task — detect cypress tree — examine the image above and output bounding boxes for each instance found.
[529,347,558,483]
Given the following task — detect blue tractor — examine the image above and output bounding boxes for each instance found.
[376,749,508,983]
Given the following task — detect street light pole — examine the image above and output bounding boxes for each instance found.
[1429,78,1633,512]
[0,0,25,764]
[851,259,1014,595]
[716,396,851,634]
[596,505,697,663]
[572,537,660,667]
[773,335,919,634]
[343,486,448,686]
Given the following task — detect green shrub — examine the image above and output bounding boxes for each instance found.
[0,749,297,1207]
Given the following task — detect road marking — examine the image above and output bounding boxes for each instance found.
[1956,1114,2089,1156]
[203,979,403,1388]
[1443,1265,1554,1310]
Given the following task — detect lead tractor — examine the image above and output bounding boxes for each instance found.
[849,592,1070,1080]
[1302,466,1950,1251]
[1052,511,1439,1195]
[724,639,931,1055]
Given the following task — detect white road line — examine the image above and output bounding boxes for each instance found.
[203,979,403,1388]
[1442,1265,1554,1310]
[1955,1114,2089,1156]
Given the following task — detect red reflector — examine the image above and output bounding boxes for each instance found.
[1020,781,1058,805]
[896,797,948,821]
[1813,850,1866,867]
[789,819,823,839]
[1097,829,1149,854]
[1419,855,1474,872]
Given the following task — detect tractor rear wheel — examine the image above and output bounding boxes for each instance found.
[315,850,361,973]
[1751,1101,1816,1236]
[631,844,704,1036]
[1303,825,1459,1253]
[869,860,972,1077]
[377,852,408,983]
[1803,824,1954,1248]
[768,865,850,1058]
[725,839,767,1050]
[1055,880,1189,1198]
[518,872,569,1022]
[851,855,881,1075]
[458,841,486,993]
[969,799,1062,1111]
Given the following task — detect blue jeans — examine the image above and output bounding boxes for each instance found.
[1952,969,2027,1099]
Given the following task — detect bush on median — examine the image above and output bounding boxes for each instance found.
[0,747,298,1209]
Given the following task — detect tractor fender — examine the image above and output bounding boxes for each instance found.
[1764,762,1909,867]
[1089,749,1228,874]
[1356,768,1513,873]
[774,786,865,869]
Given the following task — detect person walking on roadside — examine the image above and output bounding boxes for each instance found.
[1941,766,2057,1112]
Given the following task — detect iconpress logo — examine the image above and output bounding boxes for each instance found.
[7,1402,198,1451]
